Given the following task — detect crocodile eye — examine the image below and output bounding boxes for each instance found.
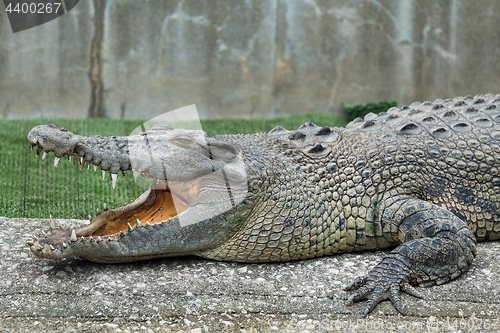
[172,136,193,148]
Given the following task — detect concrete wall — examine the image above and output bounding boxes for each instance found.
[1,0,500,120]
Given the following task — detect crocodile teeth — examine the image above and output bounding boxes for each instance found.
[101,170,106,180]
[54,157,60,167]
[80,236,85,241]
[127,223,133,231]
[87,164,90,170]
[62,243,68,248]
[103,203,108,211]
[49,214,55,230]
[111,173,117,189]
[89,215,93,221]
[68,155,72,162]
[136,219,142,227]
[70,229,77,242]
[42,231,47,237]
[49,244,55,251]
[33,243,42,251]
[96,208,101,215]
[42,151,47,160]
[80,157,84,164]
[79,160,85,171]
[97,236,103,242]
[33,235,39,241]
[146,221,151,226]
[89,237,95,242]
[94,165,97,172]
[30,144,34,151]
[27,241,35,246]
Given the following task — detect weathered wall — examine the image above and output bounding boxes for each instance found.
[1,0,500,119]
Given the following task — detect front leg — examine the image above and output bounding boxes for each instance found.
[345,195,476,317]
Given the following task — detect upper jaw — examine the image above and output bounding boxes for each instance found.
[28,124,133,189]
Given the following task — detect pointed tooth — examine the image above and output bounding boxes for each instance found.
[94,165,97,172]
[36,147,42,158]
[119,231,125,238]
[80,161,85,171]
[155,178,160,184]
[101,169,106,180]
[89,215,93,221]
[27,241,35,246]
[87,164,90,170]
[42,231,47,237]
[33,243,42,251]
[54,157,60,167]
[30,144,34,151]
[97,236,102,242]
[42,151,47,160]
[33,235,39,241]
[62,242,68,248]
[96,208,101,215]
[89,237,95,242]
[111,173,117,189]
[70,229,77,242]
[49,215,55,230]
[80,157,84,164]
[103,203,108,211]
[49,244,55,251]
[136,219,142,227]
[68,155,72,162]
[81,236,85,241]
[128,223,133,231]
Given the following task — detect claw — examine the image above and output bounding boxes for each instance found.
[344,275,368,291]
[388,284,404,314]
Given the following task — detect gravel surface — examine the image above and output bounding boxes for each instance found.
[1,217,499,332]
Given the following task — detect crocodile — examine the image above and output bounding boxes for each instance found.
[27,94,500,317]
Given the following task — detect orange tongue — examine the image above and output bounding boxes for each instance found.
[90,190,184,236]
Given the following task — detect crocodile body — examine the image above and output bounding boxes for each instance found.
[27,94,500,316]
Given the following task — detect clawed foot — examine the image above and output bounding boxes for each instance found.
[344,273,423,317]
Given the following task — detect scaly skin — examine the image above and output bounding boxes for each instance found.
[27,94,500,317]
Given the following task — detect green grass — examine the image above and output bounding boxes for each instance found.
[342,101,397,120]
[0,113,349,219]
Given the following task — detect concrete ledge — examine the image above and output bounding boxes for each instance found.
[1,217,500,332]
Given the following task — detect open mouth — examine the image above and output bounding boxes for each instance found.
[27,141,193,253]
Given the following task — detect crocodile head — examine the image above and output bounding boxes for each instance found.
[27,124,254,263]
